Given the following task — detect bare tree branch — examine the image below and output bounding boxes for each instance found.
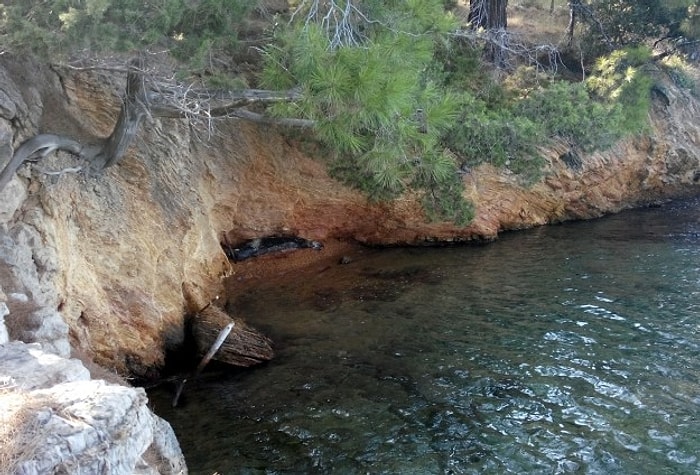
[36,165,84,176]
[567,0,613,50]
[147,86,304,119]
[291,0,376,49]
[0,55,312,190]
[453,28,561,73]
[227,108,315,128]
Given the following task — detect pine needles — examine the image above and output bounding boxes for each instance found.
[263,0,471,223]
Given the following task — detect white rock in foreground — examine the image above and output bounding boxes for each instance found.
[0,341,186,474]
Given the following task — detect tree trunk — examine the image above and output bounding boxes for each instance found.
[469,0,509,66]
[567,0,581,46]
[468,0,486,28]
[469,0,507,30]
[1,55,310,189]
[88,56,148,172]
[489,0,508,30]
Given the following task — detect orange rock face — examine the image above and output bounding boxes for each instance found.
[2,60,698,375]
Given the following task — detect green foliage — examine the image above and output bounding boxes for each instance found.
[265,4,658,220]
[443,42,654,182]
[0,3,63,55]
[681,2,700,38]
[435,37,547,183]
[430,36,511,108]
[445,99,541,165]
[169,0,254,71]
[586,46,653,135]
[579,0,700,56]
[421,172,476,225]
[661,55,699,94]
[0,0,254,77]
[263,1,474,224]
[516,81,616,151]
[509,47,653,155]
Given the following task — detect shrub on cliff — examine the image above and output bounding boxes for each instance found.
[445,45,655,179]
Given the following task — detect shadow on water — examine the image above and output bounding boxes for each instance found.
[148,198,700,474]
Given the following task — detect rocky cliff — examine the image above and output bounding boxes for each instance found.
[0,55,698,472]
[2,56,699,376]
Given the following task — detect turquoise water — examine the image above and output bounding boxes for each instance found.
[149,198,700,474]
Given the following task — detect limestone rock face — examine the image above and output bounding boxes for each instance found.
[0,341,186,475]
[1,341,89,389]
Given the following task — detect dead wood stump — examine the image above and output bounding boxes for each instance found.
[191,305,274,367]
[183,282,273,367]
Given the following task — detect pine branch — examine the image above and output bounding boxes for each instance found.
[227,108,315,127]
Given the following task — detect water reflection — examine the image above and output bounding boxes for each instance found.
[149,199,700,474]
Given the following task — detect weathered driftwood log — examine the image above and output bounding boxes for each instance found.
[182,282,274,367]
[192,305,274,367]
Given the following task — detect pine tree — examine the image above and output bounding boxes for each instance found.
[263,0,474,223]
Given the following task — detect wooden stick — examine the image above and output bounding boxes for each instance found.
[172,322,234,407]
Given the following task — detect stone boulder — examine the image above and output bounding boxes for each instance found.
[0,341,186,474]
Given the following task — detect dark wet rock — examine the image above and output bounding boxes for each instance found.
[224,236,324,261]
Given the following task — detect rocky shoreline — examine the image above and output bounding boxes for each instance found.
[1,52,698,473]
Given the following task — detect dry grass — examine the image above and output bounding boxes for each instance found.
[0,385,50,474]
[451,0,569,46]
[508,0,570,46]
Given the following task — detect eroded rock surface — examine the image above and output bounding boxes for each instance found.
[1,56,188,473]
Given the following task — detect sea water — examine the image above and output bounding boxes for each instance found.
[149,198,700,474]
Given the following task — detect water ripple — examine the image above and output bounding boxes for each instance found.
[534,365,644,407]
[579,303,626,321]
